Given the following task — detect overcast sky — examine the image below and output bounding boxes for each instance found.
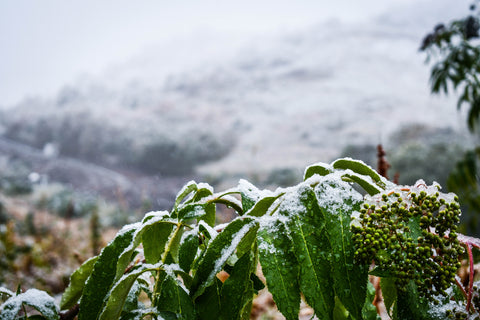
[0,0,463,106]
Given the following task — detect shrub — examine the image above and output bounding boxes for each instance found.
[0,158,479,319]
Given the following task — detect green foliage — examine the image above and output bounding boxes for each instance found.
[421,7,480,131]
[1,159,479,319]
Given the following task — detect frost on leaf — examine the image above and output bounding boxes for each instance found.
[0,289,59,320]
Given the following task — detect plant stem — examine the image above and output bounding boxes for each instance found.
[466,243,474,312]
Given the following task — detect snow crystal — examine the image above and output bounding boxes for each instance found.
[258,212,289,231]
[257,238,278,255]
[276,184,310,217]
[314,171,363,213]
[197,182,214,193]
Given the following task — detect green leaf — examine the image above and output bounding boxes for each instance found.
[190,217,258,300]
[341,173,383,195]
[60,256,99,310]
[0,287,14,302]
[179,195,242,222]
[200,203,216,227]
[173,181,198,210]
[195,277,223,320]
[222,262,265,294]
[142,222,174,264]
[362,282,379,320]
[116,212,174,277]
[314,179,368,320]
[245,194,283,217]
[238,179,261,213]
[381,277,397,318]
[0,289,59,320]
[407,216,422,244]
[78,224,138,320]
[178,232,200,273]
[99,263,161,320]
[210,196,243,215]
[395,281,431,320]
[219,251,255,320]
[332,158,385,188]
[121,281,142,316]
[157,273,195,319]
[191,183,216,226]
[178,204,208,221]
[333,296,350,320]
[283,186,334,318]
[303,162,333,180]
[192,183,214,201]
[164,224,185,264]
[258,219,300,320]
[233,223,259,260]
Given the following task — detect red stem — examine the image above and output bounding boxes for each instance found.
[466,243,474,312]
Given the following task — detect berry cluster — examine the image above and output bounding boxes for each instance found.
[351,180,464,299]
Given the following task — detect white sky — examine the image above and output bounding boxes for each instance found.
[0,0,450,106]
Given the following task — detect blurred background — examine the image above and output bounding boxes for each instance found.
[1,0,479,300]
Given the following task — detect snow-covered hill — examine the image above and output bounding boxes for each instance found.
[0,0,474,194]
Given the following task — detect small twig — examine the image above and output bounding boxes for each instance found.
[124,258,146,274]
[376,144,391,180]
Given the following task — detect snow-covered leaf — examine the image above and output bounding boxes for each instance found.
[178,232,200,273]
[190,217,258,300]
[341,172,383,195]
[332,158,385,188]
[314,178,368,320]
[156,272,195,318]
[0,289,59,320]
[219,251,255,320]
[258,219,300,320]
[303,162,333,180]
[78,224,138,320]
[283,186,334,318]
[99,263,162,320]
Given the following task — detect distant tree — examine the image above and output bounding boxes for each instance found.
[421,1,480,235]
[421,1,480,131]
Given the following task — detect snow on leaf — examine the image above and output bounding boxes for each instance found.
[191,217,258,300]
[0,289,59,320]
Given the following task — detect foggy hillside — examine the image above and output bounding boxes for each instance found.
[0,0,474,208]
